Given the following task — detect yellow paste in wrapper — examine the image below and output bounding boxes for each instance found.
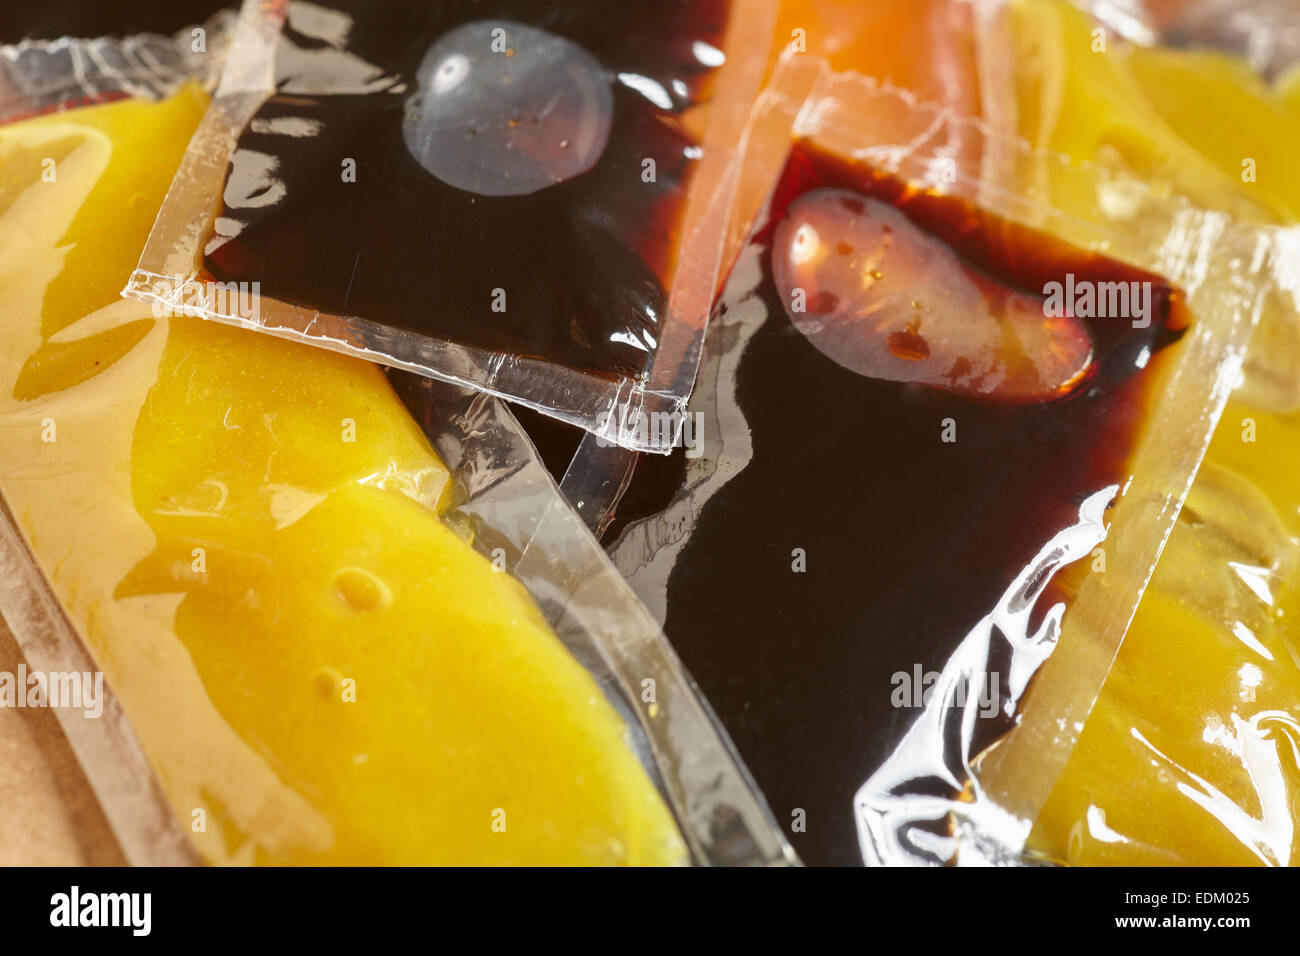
[0,87,685,865]
[1001,0,1300,866]
[1006,0,1300,225]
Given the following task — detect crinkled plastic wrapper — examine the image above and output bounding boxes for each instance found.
[561,50,1290,866]
[0,10,233,124]
[1071,0,1300,80]
[0,36,789,866]
[123,0,778,453]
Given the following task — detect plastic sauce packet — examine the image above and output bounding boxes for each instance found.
[560,52,1283,865]
[0,10,233,124]
[978,0,1300,865]
[557,0,996,517]
[0,60,788,864]
[122,0,778,454]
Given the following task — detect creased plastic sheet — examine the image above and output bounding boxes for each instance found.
[0,10,233,124]
[1072,0,1300,79]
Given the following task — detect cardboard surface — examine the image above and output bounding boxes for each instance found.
[0,616,124,865]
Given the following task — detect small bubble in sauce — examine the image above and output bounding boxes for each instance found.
[403,20,612,197]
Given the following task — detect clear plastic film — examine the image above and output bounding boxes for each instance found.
[1070,0,1300,80]
[976,0,1300,866]
[123,0,779,454]
[0,43,789,866]
[0,10,234,124]
[561,40,1286,865]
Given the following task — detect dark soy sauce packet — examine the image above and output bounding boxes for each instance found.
[126,0,778,453]
[559,62,1279,866]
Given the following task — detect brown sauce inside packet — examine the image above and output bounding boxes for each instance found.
[204,0,731,379]
[606,140,1188,865]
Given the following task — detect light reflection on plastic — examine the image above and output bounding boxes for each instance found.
[772,188,1094,402]
[1131,716,1298,866]
[856,486,1118,865]
[403,21,613,197]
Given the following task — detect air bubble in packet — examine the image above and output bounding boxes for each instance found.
[124,0,778,454]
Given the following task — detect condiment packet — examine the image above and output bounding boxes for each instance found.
[123,0,778,453]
